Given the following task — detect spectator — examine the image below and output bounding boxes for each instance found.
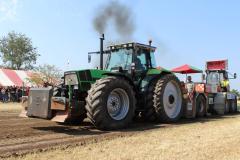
[186,76,194,93]
[0,86,24,103]
[0,87,2,102]
[1,87,7,103]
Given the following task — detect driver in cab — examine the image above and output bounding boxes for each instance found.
[135,57,145,70]
[220,76,230,92]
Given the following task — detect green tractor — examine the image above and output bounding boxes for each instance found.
[22,35,184,130]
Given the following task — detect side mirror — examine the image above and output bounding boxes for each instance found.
[234,73,237,79]
[202,74,206,81]
[88,54,91,63]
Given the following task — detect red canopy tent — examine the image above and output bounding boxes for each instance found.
[172,64,203,82]
[171,64,202,74]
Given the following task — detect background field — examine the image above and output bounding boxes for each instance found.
[7,113,240,160]
[0,103,22,112]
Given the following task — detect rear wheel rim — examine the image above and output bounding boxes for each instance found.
[163,81,182,119]
[107,88,130,120]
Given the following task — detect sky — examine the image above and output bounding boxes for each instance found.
[0,0,239,90]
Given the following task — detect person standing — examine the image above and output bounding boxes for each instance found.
[185,76,195,102]
[1,87,6,103]
[0,87,2,102]
[186,76,194,93]
[5,87,9,102]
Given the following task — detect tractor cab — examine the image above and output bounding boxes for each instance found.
[205,60,237,92]
[207,70,227,85]
[106,42,157,73]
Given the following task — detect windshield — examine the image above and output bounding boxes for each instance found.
[207,72,224,85]
[106,49,133,71]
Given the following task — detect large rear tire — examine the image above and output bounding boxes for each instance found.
[153,74,183,122]
[196,95,207,117]
[86,76,136,130]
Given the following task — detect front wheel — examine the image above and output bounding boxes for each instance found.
[225,100,231,114]
[230,99,238,113]
[86,76,136,130]
[235,99,238,112]
[153,74,183,122]
[196,95,207,117]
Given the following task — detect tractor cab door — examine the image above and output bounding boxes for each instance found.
[132,48,150,83]
[134,52,147,72]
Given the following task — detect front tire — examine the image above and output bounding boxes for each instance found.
[143,79,158,122]
[235,99,238,112]
[86,76,136,130]
[230,99,238,113]
[196,95,207,117]
[153,74,183,122]
[225,100,231,114]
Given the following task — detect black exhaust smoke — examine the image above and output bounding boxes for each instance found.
[93,1,135,38]
[93,1,136,69]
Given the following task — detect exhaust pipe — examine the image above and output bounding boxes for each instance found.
[100,34,105,70]
[149,39,152,46]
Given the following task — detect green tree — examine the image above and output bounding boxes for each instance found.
[231,89,240,97]
[0,31,39,70]
[27,64,62,87]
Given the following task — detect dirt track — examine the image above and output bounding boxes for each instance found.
[0,105,171,158]
[0,108,124,158]
[1,103,240,159]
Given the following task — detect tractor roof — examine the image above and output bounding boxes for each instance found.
[108,42,156,52]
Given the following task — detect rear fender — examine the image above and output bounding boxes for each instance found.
[141,70,172,91]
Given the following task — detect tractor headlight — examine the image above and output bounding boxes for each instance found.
[74,85,78,89]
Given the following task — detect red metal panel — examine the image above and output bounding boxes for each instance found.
[195,83,205,93]
[206,60,228,70]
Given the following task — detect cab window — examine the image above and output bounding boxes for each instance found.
[150,52,157,68]
[135,49,147,70]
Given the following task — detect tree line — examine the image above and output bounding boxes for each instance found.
[0,31,61,86]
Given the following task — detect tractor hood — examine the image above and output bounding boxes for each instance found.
[64,67,172,92]
[64,69,111,92]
